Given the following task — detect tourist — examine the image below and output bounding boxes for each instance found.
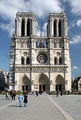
[60,90,63,96]
[10,91,12,99]
[56,91,59,97]
[25,90,27,94]
[6,92,9,100]
[13,91,16,100]
[18,94,23,107]
[23,94,28,107]
[36,91,38,96]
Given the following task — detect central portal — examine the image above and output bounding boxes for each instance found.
[39,85,46,92]
[38,74,50,92]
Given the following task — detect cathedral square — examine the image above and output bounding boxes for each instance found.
[9,11,71,92]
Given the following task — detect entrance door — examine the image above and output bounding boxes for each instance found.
[39,85,41,92]
[22,86,24,91]
[43,85,46,91]
[56,85,58,91]
[59,84,62,91]
[26,85,28,91]
[56,84,62,91]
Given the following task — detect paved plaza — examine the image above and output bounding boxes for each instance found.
[0,94,81,120]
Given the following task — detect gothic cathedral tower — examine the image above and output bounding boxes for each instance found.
[9,12,71,92]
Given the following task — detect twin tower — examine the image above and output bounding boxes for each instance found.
[15,12,67,37]
[9,11,71,92]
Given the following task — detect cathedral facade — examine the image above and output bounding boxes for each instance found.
[9,11,71,92]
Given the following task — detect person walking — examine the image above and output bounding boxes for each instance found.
[23,94,28,107]
[6,92,9,100]
[11,91,14,100]
[18,94,23,107]
[36,91,38,96]
[13,91,16,100]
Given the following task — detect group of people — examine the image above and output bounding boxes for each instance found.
[18,91,28,107]
[6,90,16,100]
[56,90,63,97]
[10,91,16,100]
[6,90,28,107]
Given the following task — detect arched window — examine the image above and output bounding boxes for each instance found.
[36,41,39,48]
[21,57,25,65]
[59,57,62,64]
[59,20,61,37]
[27,19,32,36]
[54,57,58,65]
[21,19,25,36]
[54,20,56,37]
[26,57,30,64]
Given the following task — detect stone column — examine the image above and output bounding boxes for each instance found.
[56,19,59,37]
[64,71,68,91]
[18,18,22,36]
[51,18,54,36]
[64,19,68,36]
[16,19,19,36]
[49,19,52,36]
[61,19,64,36]
[25,18,27,36]
[32,19,36,36]
[15,18,17,35]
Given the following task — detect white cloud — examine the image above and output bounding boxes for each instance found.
[76,19,81,27]
[68,0,81,15]
[70,35,81,45]
[0,22,15,36]
[28,0,62,18]
[72,66,78,70]
[68,22,75,30]
[0,0,62,35]
[69,19,81,29]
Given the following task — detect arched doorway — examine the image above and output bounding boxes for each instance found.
[38,74,50,92]
[55,75,65,91]
[20,75,31,92]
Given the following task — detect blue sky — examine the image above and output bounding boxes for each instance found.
[0,0,81,78]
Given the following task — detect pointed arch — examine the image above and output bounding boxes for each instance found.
[34,73,50,92]
[59,57,62,65]
[26,57,30,64]
[54,57,58,65]
[54,20,57,36]
[59,20,61,37]
[20,75,31,92]
[55,74,65,91]
[22,75,31,85]
[21,57,25,65]
[21,19,25,36]
[27,19,32,36]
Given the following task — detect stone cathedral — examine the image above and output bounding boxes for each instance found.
[9,11,71,92]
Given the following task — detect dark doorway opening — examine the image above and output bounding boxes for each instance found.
[43,85,46,91]
[39,85,41,92]
[22,86,24,91]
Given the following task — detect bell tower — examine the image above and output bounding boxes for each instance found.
[47,13,71,91]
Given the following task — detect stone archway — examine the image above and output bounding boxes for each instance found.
[19,75,31,92]
[34,74,50,92]
[55,75,65,91]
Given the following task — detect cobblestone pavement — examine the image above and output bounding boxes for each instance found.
[0,94,81,120]
[51,95,81,120]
